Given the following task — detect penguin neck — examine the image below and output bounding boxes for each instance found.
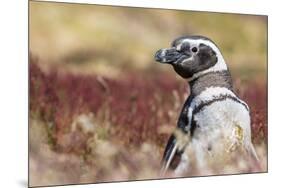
[188,70,234,97]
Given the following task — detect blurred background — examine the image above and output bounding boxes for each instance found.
[29,1,267,187]
[30,1,267,80]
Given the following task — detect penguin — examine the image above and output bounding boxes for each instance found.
[154,35,259,176]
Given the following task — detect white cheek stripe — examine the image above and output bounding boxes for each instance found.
[176,43,182,51]
[181,39,228,82]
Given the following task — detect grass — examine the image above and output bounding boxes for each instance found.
[29,57,267,187]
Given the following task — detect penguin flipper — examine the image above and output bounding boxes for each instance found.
[160,134,183,175]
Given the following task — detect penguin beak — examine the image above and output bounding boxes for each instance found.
[155,48,181,64]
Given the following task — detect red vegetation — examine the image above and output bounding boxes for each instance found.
[30,59,267,152]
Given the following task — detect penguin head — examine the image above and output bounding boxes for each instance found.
[155,36,228,80]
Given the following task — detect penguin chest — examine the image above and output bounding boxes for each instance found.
[192,98,251,152]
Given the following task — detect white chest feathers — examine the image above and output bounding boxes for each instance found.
[174,87,258,176]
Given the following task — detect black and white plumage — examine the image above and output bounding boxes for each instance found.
[155,36,258,176]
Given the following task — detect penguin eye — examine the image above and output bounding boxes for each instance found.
[191,47,198,53]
